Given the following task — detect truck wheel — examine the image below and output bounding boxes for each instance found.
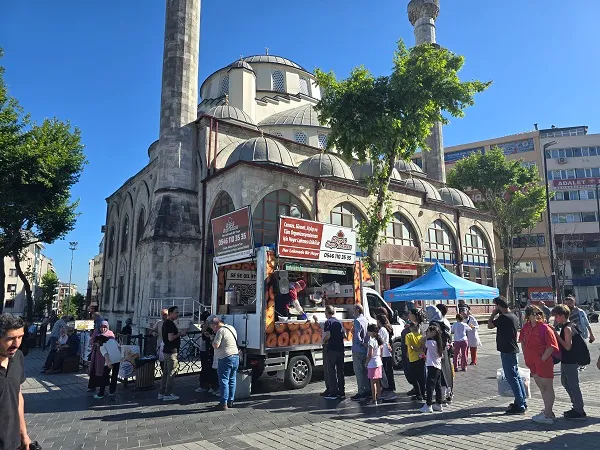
[284,354,312,389]
[392,341,403,369]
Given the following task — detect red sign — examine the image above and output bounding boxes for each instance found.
[384,263,418,276]
[277,217,356,264]
[552,178,600,190]
[211,206,254,263]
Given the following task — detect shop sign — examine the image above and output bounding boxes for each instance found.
[529,291,554,301]
[552,177,600,190]
[211,206,254,263]
[495,138,535,156]
[74,320,95,331]
[225,270,256,304]
[444,147,484,164]
[277,217,356,265]
[385,263,418,276]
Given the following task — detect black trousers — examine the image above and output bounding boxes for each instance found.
[382,356,395,391]
[425,366,443,406]
[199,351,218,389]
[325,349,345,396]
[98,363,121,396]
[409,359,426,398]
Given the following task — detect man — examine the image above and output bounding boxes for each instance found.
[121,318,133,336]
[48,327,80,373]
[46,315,67,353]
[152,309,169,347]
[539,301,551,323]
[209,315,239,410]
[159,306,187,401]
[0,314,31,450]
[323,306,346,400]
[351,304,369,401]
[488,296,528,415]
[564,295,595,371]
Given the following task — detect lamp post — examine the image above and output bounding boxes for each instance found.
[67,241,78,312]
[542,141,558,303]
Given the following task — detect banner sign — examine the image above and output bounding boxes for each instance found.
[225,270,256,305]
[277,217,356,264]
[211,206,254,263]
[385,263,418,276]
[444,147,484,164]
[74,320,95,331]
[553,178,600,190]
[495,138,535,156]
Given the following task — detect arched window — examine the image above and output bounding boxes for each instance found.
[136,209,145,245]
[294,131,307,145]
[463,226,493,286]
[121,216,129,253]
[424,220,457,265]
[272,70,285,92]
[108,225,115,258]
[253,190,309,246]
[220,74,229,95]
[272,131,284,138]
[299,77,310,95]
[329,202,363,228]
[385,214,417,247]
[318,134,328,149]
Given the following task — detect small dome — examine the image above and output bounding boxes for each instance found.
[350,161,402,181]
[243,55,306,71]
[404,178,442,200]
[258,104,323,127]
[205,105,256,126]
[228,60,255,73]
[226,137,295,168]
[395,159,424,173]
[439,187,475,208]
[298,154,354,180]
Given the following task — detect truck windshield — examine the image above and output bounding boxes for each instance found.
[366,293,389,316]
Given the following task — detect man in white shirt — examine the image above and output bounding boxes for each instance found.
[152,309,169,346]
[209,315,239,411]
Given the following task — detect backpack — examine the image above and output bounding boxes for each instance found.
[570,325,591,366]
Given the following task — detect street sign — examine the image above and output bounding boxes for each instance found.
[211,206,254,264]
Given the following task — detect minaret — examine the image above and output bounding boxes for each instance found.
[408,0,446,183]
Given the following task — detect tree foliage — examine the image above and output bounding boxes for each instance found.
[36,271,59,317]
[63,292,84,319]
[447,147,547,303]
[0,49,86,317]
[315,40,490,277]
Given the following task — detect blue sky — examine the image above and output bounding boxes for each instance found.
[1,0,598,293]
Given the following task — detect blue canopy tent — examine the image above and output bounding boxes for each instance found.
[384,262,499,302]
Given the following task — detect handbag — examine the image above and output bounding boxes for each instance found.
[30,441,43,450]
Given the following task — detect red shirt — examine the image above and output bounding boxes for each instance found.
[519,321,559,360]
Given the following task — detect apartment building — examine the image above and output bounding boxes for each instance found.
[57,282,78,313]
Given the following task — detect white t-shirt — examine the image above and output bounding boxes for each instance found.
[213,325,238,360]
[425,339,442,369]
[451,322,470,342]
[378,328,392,358]
[100,339,121,366]
[367,337,383,368]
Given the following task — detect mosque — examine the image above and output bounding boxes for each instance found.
[100,0,496,329]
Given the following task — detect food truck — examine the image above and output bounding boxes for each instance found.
[210,213,405,389]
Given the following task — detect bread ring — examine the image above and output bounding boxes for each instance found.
[299,334,311,345]
[289,335,300,346]
[311,334,322,344]
[275,323,287,333]
[266,333,277,348]
[300,322,311,330]
[311,322,321,331]
[287,323,299,332]
[266,322,275,334]
[345,297,354,305]
[277,332,289,347]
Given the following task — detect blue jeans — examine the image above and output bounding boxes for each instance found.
[500,352,527,409]
[217,354,239,404]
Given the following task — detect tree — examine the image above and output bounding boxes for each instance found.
[0,49,86,317]
[314,41,489,281]
[447,147,547,305]
[63,292,84,319]
[36,271,59,317]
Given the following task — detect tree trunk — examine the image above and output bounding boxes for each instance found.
[501,246,510,301]
[0,256,5,314]
[13,252,33,322]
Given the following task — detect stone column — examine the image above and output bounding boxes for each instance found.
[408,0,446,183]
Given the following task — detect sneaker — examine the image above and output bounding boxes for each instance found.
[337,393,346,400]
[445,396,452,404]
[411,395,424,401]
[406,389,416,396]
[578,366,586,371]
[531,413,554,424]
[215,402,228,411]
[507,403,528,411]
[432,404,443,412]
[93,394,104,400]
[162,394,180,401]
[351,393,366,401]
[564,409,587,420]
[419,404,433,414]
[461,368,467,372]
[469,362,477,365]
[324,394,339,400]
[505,405,526,415]
[320,390,330,397]
[157,393,164,400]
[195,387,209,393]
[227,401,234,408]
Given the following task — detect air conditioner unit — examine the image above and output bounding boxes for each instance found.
[558,157,568,164]
[101,225,106,233]
[585,268,595,275]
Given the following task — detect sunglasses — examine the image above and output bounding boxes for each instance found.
[534,312,543,317]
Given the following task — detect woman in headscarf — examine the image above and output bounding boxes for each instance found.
[426,305,454,403]
[88,321,115,394]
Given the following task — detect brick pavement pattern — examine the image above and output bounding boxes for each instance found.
[23,325,600,449]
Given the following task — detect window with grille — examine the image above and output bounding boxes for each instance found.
[136,209,145,245]
[385,213,417,247]
[7,284,17,293]
[205,192,235,300]
[294,131,307,145]
[8,269,17,277]
[424,220,456,265]
[463,227,491,268]
[117,276,125,304]
[272,71,285,92]
[253,190,309,246]
[318,134,328,149]
[131,272,136,305]
[121,216,129,253]
[299,77,310,95]
[220,74,229,95]
[329,203,365,254]
[108,225,115,258]
[205,81,212,98]
[104,279,111,305]
[273,131,284,138]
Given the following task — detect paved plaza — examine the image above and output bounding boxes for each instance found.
[23,324,600,450]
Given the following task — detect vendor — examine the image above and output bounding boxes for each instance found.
[288,280,308,319]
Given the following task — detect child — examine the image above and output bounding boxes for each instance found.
[420,325,444,413]
[465,311,481,365]
[451,314,470,372]
[95,335,122,399]
[405,320,426,401]
[366,324,384,405]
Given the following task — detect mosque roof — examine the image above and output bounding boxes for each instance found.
[225,136,295,169]
[350,161,402,182]
[242,55,306,71]
[404,178,442,200]
[395,159,424,173]
[258,104,324,127]
[438,187,475,208]
[205,104,256,126]
[298,153,354,180]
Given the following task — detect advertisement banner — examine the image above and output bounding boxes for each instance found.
[277,217,356,264]
[495,138,535,156]
[211,206,254,263]
[385,263,418,276]
[552,177,600,190]
[444,147,484,164]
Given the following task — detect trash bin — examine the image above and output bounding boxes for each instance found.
[235,369,252,399]
[135,356,157,391]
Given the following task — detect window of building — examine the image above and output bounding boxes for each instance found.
[108,225,115,258]
[136,209,145,245]
[4,299,14,308]
[463,226,491,268]
[299,77,310,95]
[272,70,285,92]
[121,216,129,253]
[8,268,17,277]
[318,134,328,149]
[385,213,417,247]
[551,212,598,223]
[7,284,17,293]
[104,279,111,305]
[514,261,537,274]
[329,203,363,229]
[521,161,537,169]
[253,190,309,247]
[294,131,307,145]
[272,131,284,138]
[117,276,125,304]
[220,74,229,95]
[424,220,456,265]
[131,272,136,306]
[547,167,600,180]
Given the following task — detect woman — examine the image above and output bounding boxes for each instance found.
[426,305,454,403]
[376,314,395,394]
[41,326,68,373]
[464,310,482,365]
[88,321,115,394]
[519,305,559,424]
[551,305,586,419]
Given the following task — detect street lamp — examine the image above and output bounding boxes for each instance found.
[542,141,558,303]
[67,241,78,310]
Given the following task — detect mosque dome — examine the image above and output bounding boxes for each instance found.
[395,159,424,173]
[227,60,255,73]
[225,136,295,168]
[350,161,402,182]
[242,55,306,71]
[438,187,475,208]
[404,178,442,200]
[205,105,256,126]
[298,154,354,180]
[258,104,323,127]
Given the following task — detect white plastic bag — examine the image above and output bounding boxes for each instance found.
[497,367,531,398]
